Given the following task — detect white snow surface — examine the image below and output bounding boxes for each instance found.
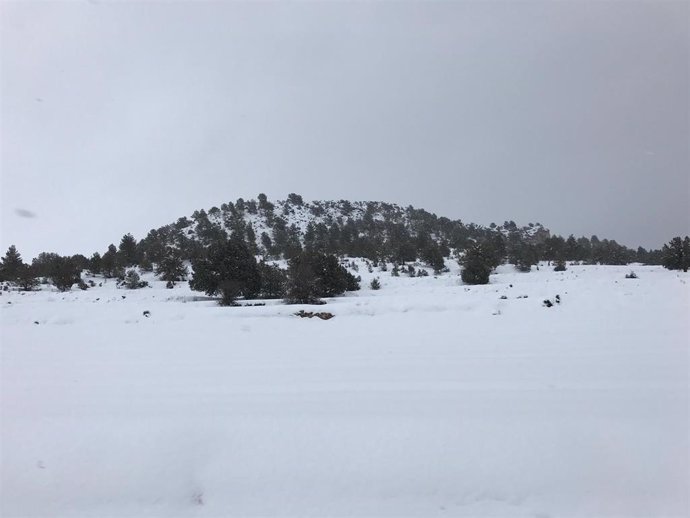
[1,262,688,517]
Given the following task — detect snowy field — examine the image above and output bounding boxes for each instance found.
[1,262,688,517]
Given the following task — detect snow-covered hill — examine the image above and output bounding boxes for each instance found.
[2,263,688,517]
[140,196,550,261]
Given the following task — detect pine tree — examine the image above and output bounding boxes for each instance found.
[564,235,580,261]
[71,254,90,272]
[0,245,25,283]
[139,253,154,272]
[459,243,492,285]
[420,242,446,273]
[31,252,60,278]
[312,254,351,296]
[662,236,690,272]
[258,193,274,212]
[101,244,119,278]
[118,233,139,267]
[246,225,258,256]
[284,224,303,260]
[260,232,273,257]
[122,269,148,289]
[483,234,506,269]
[370,278,381,290]
[304,223,316,252]
[16,264,39,291]
[515,244,538,272]
[189,237,260,306]
[287,193,304,206]
[543,235,566,263]
[89,252,102,275]
[284,253,320,304]
[49,256,82,292]
[155,247,188,284]
[258,261,287,299]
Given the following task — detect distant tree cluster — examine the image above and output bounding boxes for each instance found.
[188,238,359,306]
[0,247,87,292]
[0,245,39,291]
[284,252,360,304]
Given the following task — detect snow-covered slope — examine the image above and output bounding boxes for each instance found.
[155,197,549,255]
[2,264,688,517]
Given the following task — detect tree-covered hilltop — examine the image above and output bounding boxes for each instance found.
[128,194,656,268]
[132,195,551,267]
[2,193,680,297]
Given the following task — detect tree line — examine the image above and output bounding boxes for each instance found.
[1,193,686,296]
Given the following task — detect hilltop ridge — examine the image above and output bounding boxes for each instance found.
[138,194,550,266]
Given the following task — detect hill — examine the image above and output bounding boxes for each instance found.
[132,194,639,269]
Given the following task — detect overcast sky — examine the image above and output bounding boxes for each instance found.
[1,1,688,259]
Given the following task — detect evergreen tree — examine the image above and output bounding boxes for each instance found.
[258,261,287,299]
[420,242,446,273]
[16,264,39,291]
[31,252,60,278]
[48,256,82,292]
[246,225,258,256]
[284,253,320,304]
[564,235,579,261]
[327,224,341,255]
[260,232,273,257]
[303,222,316,252]
[101,244,120,278]
[312,254,354,296]
[370,278,381,290]
[0,245,24,283]
[515,244,538,272]
[155,247,188,283]
[122,269,148,289]
[189,237,261,306]
[258,193,274,212]
[287,193,304,206]
[246,199,258,214]
[284,224,303,260]
[543,235,566,263]
[271,218,289,257]
[459,243,492,285]
[71,254,90,272]
[88,252,102,275]
[118,233,139,267]
[284,252,359,304]
[139,253,154,272]
[662,236,690,272]
[481,235,505,270]
[506,231,523,265]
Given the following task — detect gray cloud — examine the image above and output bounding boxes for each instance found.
[1,1,688,259]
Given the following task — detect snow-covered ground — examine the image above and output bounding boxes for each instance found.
[2,263,688,517]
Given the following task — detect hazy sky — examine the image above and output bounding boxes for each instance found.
[2,0,688,259]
